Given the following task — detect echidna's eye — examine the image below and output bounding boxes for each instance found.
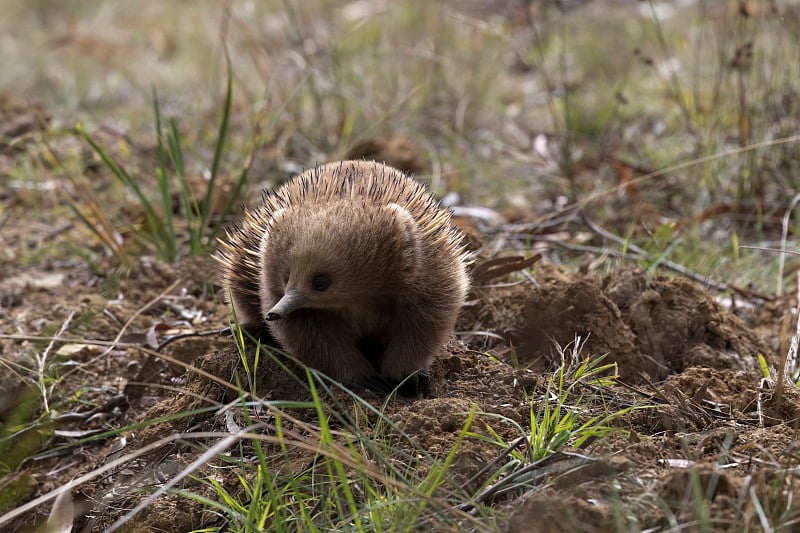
[311,274,330,291]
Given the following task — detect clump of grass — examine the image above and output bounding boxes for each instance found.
[72,65,249,264]
[162,312,493,532]
[0,311,85,513]
[466,336,633,504]
[526,338,622,460]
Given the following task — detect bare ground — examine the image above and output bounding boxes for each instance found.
[1,169,798,530]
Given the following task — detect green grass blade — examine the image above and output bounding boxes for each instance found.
[166,116,200,252]
[152,88,177,262]
[200,54,233,236]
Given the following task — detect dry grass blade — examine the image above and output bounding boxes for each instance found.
[97,279,180,381]
[582,215,733,292]
[34,136,127,261]
[777,193,800,296]
[58,187,126,260]
[44,488,73,533]
[467,452,590,506]
[749,484,773,533]
[104,425,257,533]
[472,254,541,284]
[458,436,527,493]
[775,275,800,411]
[35,310,74,414]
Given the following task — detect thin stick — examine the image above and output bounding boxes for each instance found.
[37,310,75,413]
[581,215,730,292]
[778,193,800,296]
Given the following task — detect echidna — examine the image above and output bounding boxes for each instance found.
[215,160,470,392]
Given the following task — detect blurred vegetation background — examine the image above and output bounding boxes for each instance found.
[2,0,799,290]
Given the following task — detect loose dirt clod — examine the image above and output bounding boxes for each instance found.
[605,266,768,375]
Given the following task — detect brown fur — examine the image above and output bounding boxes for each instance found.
[215,160,470,385]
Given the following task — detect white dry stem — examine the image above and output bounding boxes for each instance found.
[104,425,259,533]
[778,192,800,297]
[750,484,773,533]
[790,276,800,382]
[38,310,75,413]
[757,378,767,429]
[0,433,199,528]
[0,427,352,530]
[45,487,74,533]
[776,275,800,411]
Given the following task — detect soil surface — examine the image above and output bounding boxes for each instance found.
[2,218,798,531]
[2,100,800,532]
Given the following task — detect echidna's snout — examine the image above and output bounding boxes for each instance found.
[266,289,307,321]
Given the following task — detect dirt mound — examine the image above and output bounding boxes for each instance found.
[515,266,770,383]
[514,275,649,382]
[604,266,769,374]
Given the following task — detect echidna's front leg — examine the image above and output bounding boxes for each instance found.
[275,313,377,383]
[379,315,449,396]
